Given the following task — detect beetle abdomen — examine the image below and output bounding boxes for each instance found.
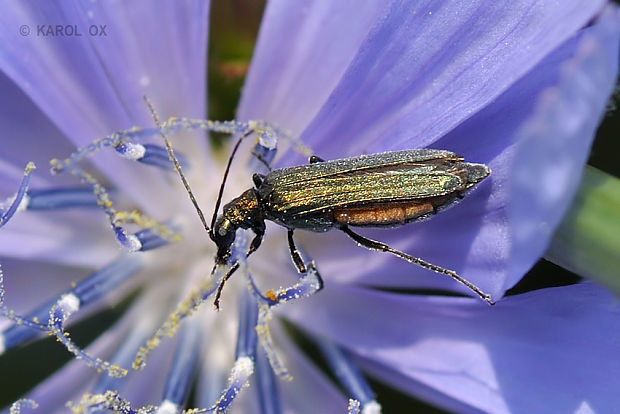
[333,200,436,227]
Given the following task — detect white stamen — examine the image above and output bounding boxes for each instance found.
[58,293,81,315]
[362,400,382,414]
[123,234,143,252]
[232,355,254,377]
[0,333,6,355]
[118,142,146,160]
[156,400,179,414]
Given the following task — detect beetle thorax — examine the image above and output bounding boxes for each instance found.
[220,188,262,230]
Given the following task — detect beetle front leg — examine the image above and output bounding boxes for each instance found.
[247,225,265,257]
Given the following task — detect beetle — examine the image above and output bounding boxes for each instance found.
[143,101,493,308]
[209,148,493,307]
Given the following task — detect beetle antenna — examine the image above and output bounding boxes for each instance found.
[143,96,211,234]
[209,128,254,233]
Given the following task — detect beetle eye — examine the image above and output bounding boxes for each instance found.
[218,227,227,237]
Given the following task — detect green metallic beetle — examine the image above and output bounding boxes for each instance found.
[141,94,492,307]
[210,148,492,306]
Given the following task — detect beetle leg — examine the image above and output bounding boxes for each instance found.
[287,229,308,274]
[309,155,325,164]
[248,226,265,256]
[213,227,266,309]
[213,242,261,310]
[252,173,265,188]
[339,225,493,305]
[251,150,273,171]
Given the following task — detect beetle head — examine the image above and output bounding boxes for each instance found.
[211,215,235,264]
[210,189,262,265]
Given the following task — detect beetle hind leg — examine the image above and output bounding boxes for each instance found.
[339,225,493,305]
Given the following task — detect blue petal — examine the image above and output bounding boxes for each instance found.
[240,0,606,159]
[288,5,620,299]
[238,1,386,137]
[0,208,118,267]
[506,6,620,292]
[0,0,210,216]
[287,281,620,413]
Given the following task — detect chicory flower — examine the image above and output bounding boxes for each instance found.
[1,1,619,413]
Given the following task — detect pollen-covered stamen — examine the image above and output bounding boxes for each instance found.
[48,296,128,378]
[115,142,190,171]
[133,227,172,251]
[156,400,179,414]
[249,262,322,307]
[347,399,361,414]
[255,302,290,381]
[49,126,156,175]
[0,264,47,346]
[132,274,219,371]
[244,262,322,381]
[51,163,178,251]
[25,187,99,210]
[115,211,181,247]
[67,390,158,414]
[93,288,165,393]
[47,118,299,178]
[209,356,255,413]
[159,117,310,161]
[247,127,279,174]
[160,319,203,409]
[0,162,35,228]
[248,119,312,157]
[114,141,147,160]
[0,256,142,353]
[115,228,143,252]
[9,398,38,414]
[162,118,251,137]
[51,163,125,247]
[318,341,381,414]
[361,401,382,414]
